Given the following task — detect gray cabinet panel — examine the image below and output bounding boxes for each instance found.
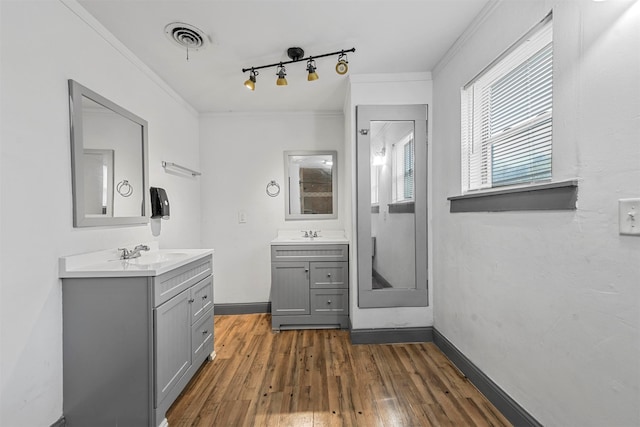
[192,307,214,362]
[155,289,191,406]
[191,275,213,324]
[271,244,348,262]
[154,257,212,306]
[271,262,310,315]
[310,262,348,289]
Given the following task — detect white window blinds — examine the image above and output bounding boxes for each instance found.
[461,16,553,192]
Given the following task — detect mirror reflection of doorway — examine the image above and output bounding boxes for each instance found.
[357,105,428,308]
[370,121,416,290]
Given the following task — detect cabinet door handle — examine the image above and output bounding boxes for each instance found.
[202,295,208,299]
[188,298,195,303]
[202,330,208,335]
[327,300,332,305]
[327,273,331,277]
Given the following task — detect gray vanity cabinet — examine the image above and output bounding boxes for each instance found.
[62,255,214,427]
[271,244,349,330]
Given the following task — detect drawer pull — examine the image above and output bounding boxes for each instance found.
[202,330,208,335]
[188,298,195,303]
[327,300,332,305]
[202,295,208,299]
[327,273,331,277]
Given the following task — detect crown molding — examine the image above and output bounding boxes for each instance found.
[433,0,503,77]
[59,0,198,117]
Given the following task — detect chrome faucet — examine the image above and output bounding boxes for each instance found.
[118,244,150,260]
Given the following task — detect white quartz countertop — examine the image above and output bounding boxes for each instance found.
[59,244,213,278]
[270,229,349,245]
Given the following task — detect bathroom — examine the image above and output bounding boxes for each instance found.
[1,0,639,426]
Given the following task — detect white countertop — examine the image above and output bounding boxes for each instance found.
[270,229,349,245]
[59,243,213,278]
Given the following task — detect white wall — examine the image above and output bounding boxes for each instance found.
[0,1,202,425]
[199,112,345,304]
[344,73,434,329]
[432,1,640,425]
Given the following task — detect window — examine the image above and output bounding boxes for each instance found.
[461,15,553,192]
[392,134,414,203]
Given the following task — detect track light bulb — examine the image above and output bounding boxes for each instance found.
[335,52,349,75]
[244,69,257,91]
[306,59,319,81]
[276,64,288,86]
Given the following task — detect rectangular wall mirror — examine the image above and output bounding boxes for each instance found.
[68,80,149,227]
[284,150,337,220]
[356,105,428,308]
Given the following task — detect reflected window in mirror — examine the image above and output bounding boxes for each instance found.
[68,80,149,227]
[284,151,337,220]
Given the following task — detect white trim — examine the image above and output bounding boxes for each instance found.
[157,418,169,427]
[349,72,432,84]
[59,0,198,117]
[200,110,343,119]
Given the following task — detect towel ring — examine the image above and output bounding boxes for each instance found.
[116,179,133,197]
[266,180,280,197]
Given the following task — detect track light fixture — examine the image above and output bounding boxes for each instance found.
[276,64,288,86]
[242,47,355,90]
[306,58,319,81]
[335,51,349,75]
[244,69,258,91]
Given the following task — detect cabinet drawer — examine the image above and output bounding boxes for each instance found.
[271,244,348,262]
[310,289,348,316]
[192,308,213,364]
[310,262,348,289]
[154,256,212,307]
[190,276,213,325]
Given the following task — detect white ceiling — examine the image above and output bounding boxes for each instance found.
[77,0,489,113]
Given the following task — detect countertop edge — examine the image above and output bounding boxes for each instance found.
[59,249,214,279]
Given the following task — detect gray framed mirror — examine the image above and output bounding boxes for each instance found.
[356,104,428,308]
[68,80,149,227]
[284,150,337,220]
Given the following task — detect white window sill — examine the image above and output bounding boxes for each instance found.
[448,180,578,212]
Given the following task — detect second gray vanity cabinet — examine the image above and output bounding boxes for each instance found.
[62,254,214,427]
[271,244,349,330]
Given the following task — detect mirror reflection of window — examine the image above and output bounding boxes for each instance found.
[392,134,414,203]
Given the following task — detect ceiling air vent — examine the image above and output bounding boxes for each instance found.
[164,22,209,52]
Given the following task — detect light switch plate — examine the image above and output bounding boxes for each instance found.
[619,198,640,236]
[238,211,247,224]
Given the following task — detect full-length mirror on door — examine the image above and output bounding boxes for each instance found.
[356,105,428,308]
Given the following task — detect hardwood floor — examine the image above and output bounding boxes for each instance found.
[167,314,511,426]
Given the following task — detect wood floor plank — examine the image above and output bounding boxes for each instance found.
[166,314,512,427]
